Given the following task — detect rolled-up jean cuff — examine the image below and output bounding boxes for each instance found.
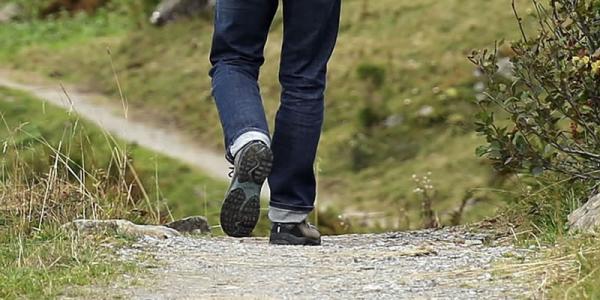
[269,206,311,223]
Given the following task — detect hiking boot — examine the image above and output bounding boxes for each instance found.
[269,221,322,246]
[220,141,273,237]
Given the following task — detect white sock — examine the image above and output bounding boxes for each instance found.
[269,206,310,223]
[230,131,271,159]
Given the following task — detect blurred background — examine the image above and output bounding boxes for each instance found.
[0,0,538,235]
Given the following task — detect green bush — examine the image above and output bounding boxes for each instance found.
[470,0,600,182]
[357,63,386,89]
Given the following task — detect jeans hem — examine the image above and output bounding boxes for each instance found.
[269,202,314,212]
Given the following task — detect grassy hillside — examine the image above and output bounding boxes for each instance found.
[0,0,540,229]
[0,87,229,224]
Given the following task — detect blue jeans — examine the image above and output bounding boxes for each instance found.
[209,0,341,214]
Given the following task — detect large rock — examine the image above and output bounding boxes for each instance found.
[569,193,600,233]
[63,219,181,239]
[0,3,22,23]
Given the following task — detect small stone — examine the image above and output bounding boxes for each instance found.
[384,114,404,128]
[394,246,438,257]
[362,284,382,292]
[417,106,434,117]
[165,216,211,234]
[568,193,600,233]
[465,239,483,246]
[473,82,485,92]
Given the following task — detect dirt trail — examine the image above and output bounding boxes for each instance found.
[0,69,233,181]
[71,227,541,299]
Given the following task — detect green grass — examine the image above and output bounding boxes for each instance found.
[0,4,132,61]
[1,0,544,230]
[0,86,230,297]
[0,227,137,299]
[546,235,600,299]
[0,87,228,223]
[0,86,140,298]
[493,175,600,298]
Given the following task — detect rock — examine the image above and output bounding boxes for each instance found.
[464,239,484,246]
[362,284,383,292]
[0,3,22,23]
[63,219,181,239]
[472,56,515,102]
[384,114,404,128]
[165,216,211,234]
[496,57,515,80]
[569,193,600,233]
[150,0,215,26]
[397,246,438,257]
[417,105,434,117]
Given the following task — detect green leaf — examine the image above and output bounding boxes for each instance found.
[475,145,489,157]
[513,133,528,152]
[531,166,544,176]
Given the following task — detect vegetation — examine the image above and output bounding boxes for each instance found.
[0,87,228,221]
[0,0,543,230]
[0,227,137,298]
[547,235,600,299]
[472,0,600,182]
[0,86,229,297]
[497,176,599,298]
[0,86,141,298]
[471,0,600,297]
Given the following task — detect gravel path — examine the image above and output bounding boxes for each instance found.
[110,227,539,299]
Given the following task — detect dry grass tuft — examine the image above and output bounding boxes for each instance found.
[0,88,165,298]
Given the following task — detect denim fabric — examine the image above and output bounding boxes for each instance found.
[209,0,341,212]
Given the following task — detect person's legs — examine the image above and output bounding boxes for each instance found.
[210,0,278,161]
[268,0,341,228]
[210,0,278,237]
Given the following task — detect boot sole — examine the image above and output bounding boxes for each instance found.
[220,143,273,237]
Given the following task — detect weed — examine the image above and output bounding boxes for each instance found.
[412,172,440,229]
